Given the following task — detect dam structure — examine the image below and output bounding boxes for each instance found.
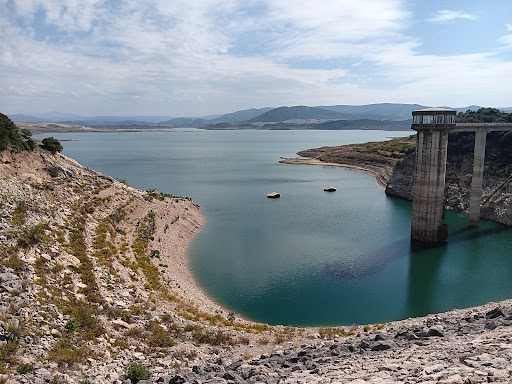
[410,108,512,243]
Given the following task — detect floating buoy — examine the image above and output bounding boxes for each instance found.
[267,192,280,198]
[324,186,336,192]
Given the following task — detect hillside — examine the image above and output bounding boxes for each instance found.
[3,114,512,383]
[14,104,512,133]
[280,136,416,187]
[248,106,344,122]
[314,119,410,131]
[208,108,273,123]
[317,103,428,120]
[0,142,319,383]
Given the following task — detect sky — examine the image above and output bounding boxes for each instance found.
[1,0,511,117]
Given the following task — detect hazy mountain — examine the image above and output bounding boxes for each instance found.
[63,116,174,125]
[11,104,511,127]
[452,105,512,113]
[209,107,274,123]
[157,117,209,127]
[316,103,429,121]
[12,114,174,125]
[315,119,411,130]
[36,112,85,120]
[249,106,344,122]
[58,119,156,127]
[11,114,51,122]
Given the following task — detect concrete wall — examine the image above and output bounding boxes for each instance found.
[411,129,449,242]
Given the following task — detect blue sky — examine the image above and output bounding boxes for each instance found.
[1,0,511,117]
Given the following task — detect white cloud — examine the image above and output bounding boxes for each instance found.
[506,24,512,32]
[427,10,476,23]
[10,0,106,31]
[0,1,510,115]
[499,34,512,46]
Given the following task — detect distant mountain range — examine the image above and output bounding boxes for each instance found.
[248,106,346,122]
[10,104,512,131]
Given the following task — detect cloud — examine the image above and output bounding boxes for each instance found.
[0,1,510,115]
[506,24,512,32]
[9,0,106,31]
[427,10,476,23]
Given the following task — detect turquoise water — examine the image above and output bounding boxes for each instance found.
[38,130,512,326]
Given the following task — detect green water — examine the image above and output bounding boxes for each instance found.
[41,129,512,326]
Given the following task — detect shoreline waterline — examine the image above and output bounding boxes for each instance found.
[279,157,389,188]
[48,130,512,326]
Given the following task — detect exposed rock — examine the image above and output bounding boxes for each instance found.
[2,142,512,384]
[385,139,512,227]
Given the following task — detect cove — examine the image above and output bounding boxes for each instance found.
[39,129,512,326]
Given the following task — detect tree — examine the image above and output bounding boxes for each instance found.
[0,113,36,151]
[42,137,63,153]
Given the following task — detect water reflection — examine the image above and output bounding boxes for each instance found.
[406,241,447,318]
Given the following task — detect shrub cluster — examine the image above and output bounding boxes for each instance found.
[0,113,35,151]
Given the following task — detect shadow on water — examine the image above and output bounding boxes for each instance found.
[323,237,412,280]
[406,240,447,318]
[449,222,511,242]
[405,221,511,319]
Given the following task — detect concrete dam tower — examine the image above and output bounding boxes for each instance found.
[410,108,456,243]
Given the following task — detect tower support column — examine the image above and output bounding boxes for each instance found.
[469,128,487,227]
[411,129,449,242]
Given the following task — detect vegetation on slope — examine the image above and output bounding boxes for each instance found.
[456,107,512,123]
[0,113,36,151]
[295,136,416,182]
[292,108,512,180]
[1,112,62,153]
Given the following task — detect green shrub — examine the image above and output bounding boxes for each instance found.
[65,319,79,333]
[47,338,92,366]
[18,223,46,247]
[0,113,33,151]
[191,329,232,345]
[124,362,151,383]
[17,362,34,374]
[12,200,28,226]
[147,322,174,348]
[41,137,63,153]
[20,128,32,137]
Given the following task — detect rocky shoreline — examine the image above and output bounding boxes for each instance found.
[163,299,512,384]
[2,144,512,383]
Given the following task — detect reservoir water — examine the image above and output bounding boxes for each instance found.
[40,129,512,326]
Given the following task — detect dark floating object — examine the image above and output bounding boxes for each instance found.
[267,192,280,198]
[324,186,336,192]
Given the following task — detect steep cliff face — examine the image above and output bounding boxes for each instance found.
[384,147,415,201]
[385,132,512,226]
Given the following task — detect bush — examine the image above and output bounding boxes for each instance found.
[65,319,79,333]
[17,362,34,374]
[47,338,91,366]
[41,137,63,153]
[20,128,32,137]
[147,322,174,348]
[124,362,151,384]
[0,113,37,151]
[18,223,46,247]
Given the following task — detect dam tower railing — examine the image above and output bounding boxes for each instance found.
[410,108,456,243]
